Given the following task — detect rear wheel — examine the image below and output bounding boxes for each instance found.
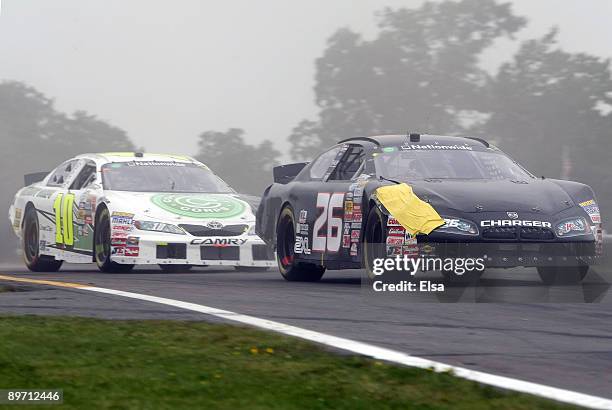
[276,205,325,282]
[21,206,63,272]
[94,208,134,273]
[159,264,192,273]
[537,266,588,285]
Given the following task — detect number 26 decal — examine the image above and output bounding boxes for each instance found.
[53,192,75,246]
[312,192,344,252]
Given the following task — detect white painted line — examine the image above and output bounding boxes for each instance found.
[76,285,612,409]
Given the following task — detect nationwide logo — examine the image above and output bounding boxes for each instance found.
[151,194,245,219]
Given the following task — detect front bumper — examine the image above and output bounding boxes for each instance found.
[414,241,600,268]
[110,233,276,267]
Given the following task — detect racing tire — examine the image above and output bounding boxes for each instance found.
[234,266,270,272]
[441,269,484,284]
[537,266,588,285]
[159,264,193,273]
[276,205,325,282]
[94,207,134,273]
[363,205,387,280]
[21,206,63,272]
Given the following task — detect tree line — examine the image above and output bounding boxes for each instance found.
[2,0,611,259]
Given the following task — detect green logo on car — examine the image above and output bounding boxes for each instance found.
[151,194,246,219]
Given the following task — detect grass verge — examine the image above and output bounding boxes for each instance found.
[0,315,574,409]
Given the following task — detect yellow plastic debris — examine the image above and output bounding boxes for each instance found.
[375,183,444,236]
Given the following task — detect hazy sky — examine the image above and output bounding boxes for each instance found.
[1,0,611,158]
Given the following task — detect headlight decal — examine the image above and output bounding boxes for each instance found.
[555,217,590,237]
[134,220,186,235]
[436,217,479,235]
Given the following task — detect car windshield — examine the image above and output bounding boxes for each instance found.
[101,161,234,193]
[375,148,533,180]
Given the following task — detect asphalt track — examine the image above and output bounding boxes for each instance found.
[1,262,612,402]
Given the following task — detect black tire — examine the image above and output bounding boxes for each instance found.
[159,264,193,273]
[537,266,588,285]
[363,205,387,279]
[276,205,325,282]
[94,207,134,273]
[441,269,484,284]
[234,266,270,272]
[21,206,63,272]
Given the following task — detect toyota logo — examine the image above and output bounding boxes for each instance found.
[506,212,519,219]
[206,221,223,229]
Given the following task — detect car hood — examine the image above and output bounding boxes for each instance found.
[102,191,255,224]
[406,179,574,215]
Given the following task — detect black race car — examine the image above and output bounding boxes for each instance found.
[256,134,602,284]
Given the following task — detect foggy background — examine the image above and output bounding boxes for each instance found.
[1,0,611,261]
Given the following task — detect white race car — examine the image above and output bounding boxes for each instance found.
[8,152,275,272]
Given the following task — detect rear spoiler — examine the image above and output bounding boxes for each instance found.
[273,162,308,184]
[24,171,49,186]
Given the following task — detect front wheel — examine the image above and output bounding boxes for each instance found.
[21,206,63,272]
[363,206,387,279]
[276,205,325,282]
[537,266,588,285]
[94,208,134,273]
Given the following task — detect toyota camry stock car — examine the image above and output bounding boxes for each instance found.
[256,134,602,284]
[8,152,275,272]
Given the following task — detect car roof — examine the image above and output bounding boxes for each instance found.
[339,134,491,150]
[75,152,202,165]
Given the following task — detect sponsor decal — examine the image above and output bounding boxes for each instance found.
[126,236,139,246]
[579,199,601,224]
[191,238,248,246]
[387,217,401,226]
[39,240,47,252]
[151,194,246,219]
[111,238,127,246]
[401,143,473,151]
[297,223,309,235]
[294,236,311,255]
[342,234,351,248]
[298,210,308,224]
[350,242,358,256]
[352,212,363,224]
[387,246,402,257]
[13,208,22,230]
[386,236,404,246]
[350,230,360,242]
[126,161,187,167]
[111,212,134,226]
[125,247,139,257]
[388,227,405,236]
[480,220,552,228]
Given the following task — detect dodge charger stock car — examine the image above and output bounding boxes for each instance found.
[256,134,602,284]
[8,152,275,272]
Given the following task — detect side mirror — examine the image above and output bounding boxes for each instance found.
[273,162,308,184]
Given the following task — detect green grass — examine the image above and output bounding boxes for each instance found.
[0,316,575,409]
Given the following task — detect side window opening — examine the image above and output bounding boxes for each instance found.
[70,162,97,190]
[328,146,365,181]
[308,146,342,180]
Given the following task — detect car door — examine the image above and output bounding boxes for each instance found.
[42,159,88,259]
[67,160,99,256]
[293,144,367,264]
